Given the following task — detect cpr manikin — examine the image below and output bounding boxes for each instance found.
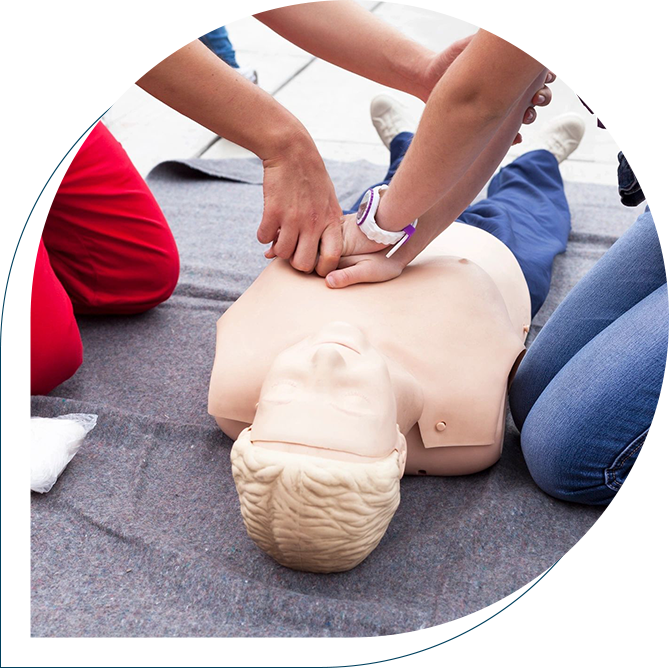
[208,223,531,573]
[208,78,582,572]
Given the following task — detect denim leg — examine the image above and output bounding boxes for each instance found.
[510,210,666,429]
[344,143,569,311]
[518,284,668,505]
[646,202,669,276]
[344,132,414,214]
[200,26,240,68]
[458,150,571,317]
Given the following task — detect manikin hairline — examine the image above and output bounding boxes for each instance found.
[249,429,405,464]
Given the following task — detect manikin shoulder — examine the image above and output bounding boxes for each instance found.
[209,224,530,451]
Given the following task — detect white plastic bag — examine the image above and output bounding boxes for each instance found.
[30,413,98,493]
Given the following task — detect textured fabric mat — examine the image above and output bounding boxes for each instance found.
[30,156,641,637]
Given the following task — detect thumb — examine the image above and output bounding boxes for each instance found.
[326,261,372,289]
[257,210,280,245]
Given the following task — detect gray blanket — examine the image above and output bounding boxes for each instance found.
[31,158,638,637]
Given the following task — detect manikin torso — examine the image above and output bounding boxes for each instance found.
[209,223,531,475]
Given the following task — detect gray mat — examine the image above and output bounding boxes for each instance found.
[31,157,641,638]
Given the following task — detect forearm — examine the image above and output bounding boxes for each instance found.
[256,0,435,100]
[390,68,549,268]
[136,40,312,160]
[376,31,545,233]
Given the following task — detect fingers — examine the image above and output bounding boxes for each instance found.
[257,210,280,245]
[270,226,299,260]
[532,85,553,108]
[265,225,342,275]
[315,224,343,277]
[264,230,279,259]
[522,107,536,125]
[521,74,555,127]
[513,132,523,146]
[263,219,343,274]
[288,199,342,272]
[521,85,553,126]
[290,233,320,273]
[340,213,358,258]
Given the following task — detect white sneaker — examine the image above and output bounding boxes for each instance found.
[530,113,586,163]
[370,95,414,149]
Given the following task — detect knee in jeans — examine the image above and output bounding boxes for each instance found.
[520,428,567,498]
[520,415,612,505]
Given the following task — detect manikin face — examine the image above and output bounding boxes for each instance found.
[251,322,403,460]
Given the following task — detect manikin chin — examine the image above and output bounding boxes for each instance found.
[209,223,531,573]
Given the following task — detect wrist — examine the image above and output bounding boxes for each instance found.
[405,49,437,102]
[387,227,426,269]
[375,191,415,234]
[259,115,317,165]
[379,43,435,102]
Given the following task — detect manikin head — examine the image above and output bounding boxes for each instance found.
[230,322,407,573]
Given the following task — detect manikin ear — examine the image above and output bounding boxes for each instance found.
[396,427,408,478]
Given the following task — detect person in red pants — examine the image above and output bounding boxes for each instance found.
[30,122,179,395]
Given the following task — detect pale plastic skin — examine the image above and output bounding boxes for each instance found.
[215,222,531,572]
[209,222,531,476]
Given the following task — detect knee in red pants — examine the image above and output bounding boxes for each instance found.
[42,122,180,316]
[31,241,83,395]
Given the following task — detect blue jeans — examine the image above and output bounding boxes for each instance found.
[199,26,239,68]
[509,210,668,505]
[347,133,571,316]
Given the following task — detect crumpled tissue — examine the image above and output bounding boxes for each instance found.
[31,413,98,493]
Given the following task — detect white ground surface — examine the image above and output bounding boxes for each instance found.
[103,2,622,186]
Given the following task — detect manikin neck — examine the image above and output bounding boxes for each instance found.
[384,354,424,434]
[251,354,421,464]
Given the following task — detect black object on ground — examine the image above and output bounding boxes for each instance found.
[618,151,669,206]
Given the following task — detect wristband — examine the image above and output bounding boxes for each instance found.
[356,185,417,257]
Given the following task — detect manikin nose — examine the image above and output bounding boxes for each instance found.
[311,345,347,371]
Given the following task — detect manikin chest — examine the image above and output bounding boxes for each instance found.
[209,224,530,453]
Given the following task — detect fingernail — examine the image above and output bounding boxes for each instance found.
[536,94,546,105]
[326,275,336,288]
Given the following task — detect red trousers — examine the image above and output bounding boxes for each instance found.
[31,123,180,395]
